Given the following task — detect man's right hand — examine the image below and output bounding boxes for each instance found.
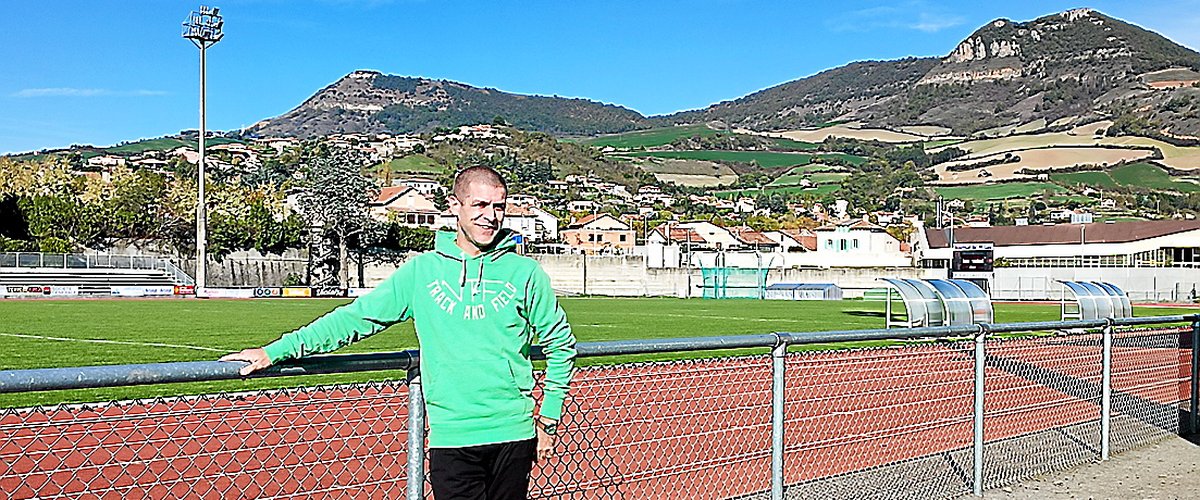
[219,348,272,376]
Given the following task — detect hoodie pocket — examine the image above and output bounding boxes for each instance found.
[428,360,529,420]
[510,360,535,396]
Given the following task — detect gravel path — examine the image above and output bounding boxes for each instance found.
[972,434,1199,499]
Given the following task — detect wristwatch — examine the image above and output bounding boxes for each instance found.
[540,420,558,436]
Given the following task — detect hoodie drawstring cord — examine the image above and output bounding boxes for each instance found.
[459,258,467,291]
[473,260,484,297]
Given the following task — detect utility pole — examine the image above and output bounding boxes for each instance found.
[182,5,224,293]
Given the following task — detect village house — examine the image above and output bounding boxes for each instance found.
[508,194,539,207]
[393,177,443,195]
[762,228,818,253]
[168,147,201,165]
[370,186,440,228]
[86,155,126,168]
[561,214,635,254]
[727,226,779,252]
[501,205,560,242]
[567,200,597,212]
[810,219,911,267]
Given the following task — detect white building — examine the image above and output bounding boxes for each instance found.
[502,206,559,242]
[916,220,1200,268]
[807,219,910,267]
[394,177,443,195]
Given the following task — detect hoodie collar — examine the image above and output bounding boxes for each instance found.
[434,228,518,261]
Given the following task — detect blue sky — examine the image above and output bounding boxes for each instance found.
[4,0,1200,154]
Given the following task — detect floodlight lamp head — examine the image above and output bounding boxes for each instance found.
[182,5,224,44]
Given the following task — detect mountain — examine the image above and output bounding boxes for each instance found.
[659,58,941,130]
[680,9,1200,135]
[248,9,1200,139]
[246,70,650,138]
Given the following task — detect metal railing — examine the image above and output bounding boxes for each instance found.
[0,252,194,286]
[0,315,1197,499]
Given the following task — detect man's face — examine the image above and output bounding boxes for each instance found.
[448,182,507,252]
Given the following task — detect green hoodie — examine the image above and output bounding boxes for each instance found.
[262,229,576,448]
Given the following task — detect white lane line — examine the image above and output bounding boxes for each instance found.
[0,333,229,353]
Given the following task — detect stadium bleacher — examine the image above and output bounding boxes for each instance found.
[0,253,193,297]
[0,268,184,296]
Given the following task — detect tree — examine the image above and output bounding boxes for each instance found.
[298,144,378,287]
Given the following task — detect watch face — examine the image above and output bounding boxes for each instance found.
[542,423,558,436]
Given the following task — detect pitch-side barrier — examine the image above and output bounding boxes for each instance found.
[1,315,1197,499]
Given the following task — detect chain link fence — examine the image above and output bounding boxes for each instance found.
[1,323,1197,499]
[1,382,412,499]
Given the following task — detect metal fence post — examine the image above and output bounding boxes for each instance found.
[972,325,987,497]
[1191,316,1200,434]
[771,342,786,500]
[406,370,426,500]
[1100,321,1113,460]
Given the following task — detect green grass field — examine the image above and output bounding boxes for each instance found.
[582,125,719,148]
[582,125,820,151]
[769,171,849,187]
[375,154,446,174]
[0,298,1192,407]
[1052,162,1200,193]
[934,182,1066,201]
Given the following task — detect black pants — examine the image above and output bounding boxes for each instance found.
[429,438,537,500]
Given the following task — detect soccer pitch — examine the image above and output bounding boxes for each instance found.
[0,298,1191,407]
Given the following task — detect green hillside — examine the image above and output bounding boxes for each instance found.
[582,125,718,148]
[1052,162,1200,193]
[106,137,242,154]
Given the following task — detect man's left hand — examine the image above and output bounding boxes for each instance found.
[535,416,558,462]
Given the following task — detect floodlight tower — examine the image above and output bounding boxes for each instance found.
[182,5,224,293]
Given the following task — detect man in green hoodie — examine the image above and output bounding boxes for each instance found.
[220,166,577,499]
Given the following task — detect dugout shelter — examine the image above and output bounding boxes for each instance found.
[879,278,994,329]
[1058,280,1132,320]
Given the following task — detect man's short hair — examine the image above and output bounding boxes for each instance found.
[452,166,507,198]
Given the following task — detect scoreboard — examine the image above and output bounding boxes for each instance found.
[952,244,994,272]
[951,243,994,292]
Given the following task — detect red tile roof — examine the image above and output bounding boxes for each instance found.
[652,224,705,243]
[728,226,778,246]
[374,186,412,205]
[777,228,817,251]
[572,214,600,226]
[925,220,1200,248]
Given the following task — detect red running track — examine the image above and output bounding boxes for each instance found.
[1,328,1193,499]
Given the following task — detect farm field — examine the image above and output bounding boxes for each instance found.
[622,150,864,168]
[638,158,739,186]
[375,154,445,174]
[638,158,737,176]
[934,182,1067,200]
[771,125,926,143]
[933,147,1155,183]
[6,297,1186,407]
[769,170,848,187]
[934,127,1200,171]
[1052,162,1200,192]
[899,125,953,136]
[581,124,718,148]
[652,173,738,187]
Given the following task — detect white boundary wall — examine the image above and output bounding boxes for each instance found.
[992,267,1200,302]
